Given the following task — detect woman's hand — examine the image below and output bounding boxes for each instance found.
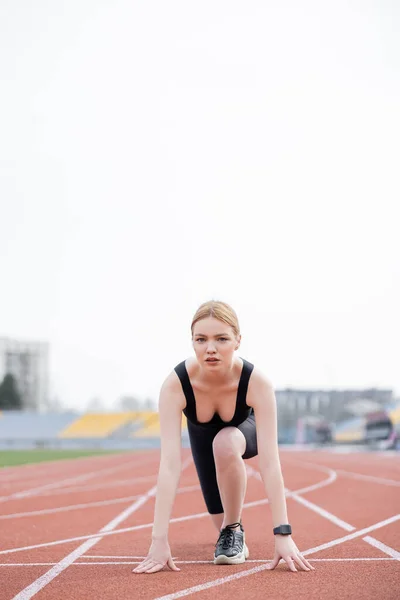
[132,537,180,574]
[266,536,315,573]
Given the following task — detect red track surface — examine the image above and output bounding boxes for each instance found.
[0,448,399,599]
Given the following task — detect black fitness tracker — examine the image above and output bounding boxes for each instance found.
[273,524,292,535]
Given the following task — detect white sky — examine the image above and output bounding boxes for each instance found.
[1,0,399,410]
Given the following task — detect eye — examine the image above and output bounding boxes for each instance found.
[196,338,205,342]
[218,337,228,341]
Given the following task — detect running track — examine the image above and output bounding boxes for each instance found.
[0,448,399,599]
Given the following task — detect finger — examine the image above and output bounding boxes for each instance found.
[293,555,310,571]
[167,556,181,571]
[132,558,152,572]
[145,563,165,573]
[266,555,281,570]
[132,560,157,573]
[132,562,149,573]
[301,556,315,570]
[285,556,297,572]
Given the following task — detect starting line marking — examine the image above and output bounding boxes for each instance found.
[0,557,396,567]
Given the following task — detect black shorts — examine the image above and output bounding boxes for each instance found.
[187,411,258,514]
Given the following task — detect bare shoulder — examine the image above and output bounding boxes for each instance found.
[247,365,275,409]
[249,365,274,391]
[159,367,186,412]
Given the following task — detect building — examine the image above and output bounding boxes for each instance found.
[0,337,49,411]
[275,387,394,444]
[275,387,393,427]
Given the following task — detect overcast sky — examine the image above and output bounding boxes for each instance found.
[1,0,399,410]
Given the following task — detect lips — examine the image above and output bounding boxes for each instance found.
[206,358,219,362]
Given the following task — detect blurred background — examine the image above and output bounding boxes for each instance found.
[1,0,399,458]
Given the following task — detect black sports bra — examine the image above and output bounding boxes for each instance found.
[174,357,254,427]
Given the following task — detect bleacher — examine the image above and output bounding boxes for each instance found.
[0,411,79,440]
[133,413,188,438]
[59,412,140,438]
[0,410,188,449]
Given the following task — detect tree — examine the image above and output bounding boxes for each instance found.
[86,397,106,412]
[0,374,22,410]
[143,397,156,410]
[117,395,141,411]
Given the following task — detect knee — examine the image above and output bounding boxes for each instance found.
[212,427,245,462]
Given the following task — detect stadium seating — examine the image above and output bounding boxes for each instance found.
[133,412,188,437]
[59,412,140,438]
[333,416,366,443]
[0,411,79,440]
[0,411,188,442]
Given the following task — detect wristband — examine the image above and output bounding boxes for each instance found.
[273,524,292,535]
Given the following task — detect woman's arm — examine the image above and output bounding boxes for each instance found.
[151,375,184,539]
[132,373,185,574]
[247,372,314,572]
[248,373,288,526]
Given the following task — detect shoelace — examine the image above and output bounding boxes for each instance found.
[217,522,241,550]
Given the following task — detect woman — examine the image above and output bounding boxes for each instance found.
[133,300,314,574]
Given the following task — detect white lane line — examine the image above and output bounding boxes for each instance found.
[0,473,327,556]
[362,536,400,559]
[0,452,134,482]
[81,556,397,564]
[246,462,338,497]
[11,491,156,600]
[0,452,154,490]
[33,474,158,497]
[152,464,397,600]
[0,459,144,503]
[0,484,201,520]
[287,492,355,532]
[283,457,400,487]
[0,557,396,567]
[0,510,210,555]
[153,514,400,600]
[0,495,141,520]
[335,469,400,488]
[0,464,340,556]
[0,451,160,494]
[246,463,354,531]
[302,514,400,556]
[248,461,398,560]
[0,456,388,557]
[162,557,397,563]
[83,555,147,559]
[11,456,192,600]
[156,564,273,600]
[290,470,337,495]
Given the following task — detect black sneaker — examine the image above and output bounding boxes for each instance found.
[213,522,249,565]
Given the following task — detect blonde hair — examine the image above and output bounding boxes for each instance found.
[191,300,240,338]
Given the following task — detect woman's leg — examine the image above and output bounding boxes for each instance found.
[210,513,224,531]
[187,417,257,533]
[212,427,247,529]
[187,423,225,516]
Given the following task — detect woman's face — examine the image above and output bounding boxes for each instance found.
[192,317,240,367]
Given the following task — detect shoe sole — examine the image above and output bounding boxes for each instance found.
[213,542,249,565]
